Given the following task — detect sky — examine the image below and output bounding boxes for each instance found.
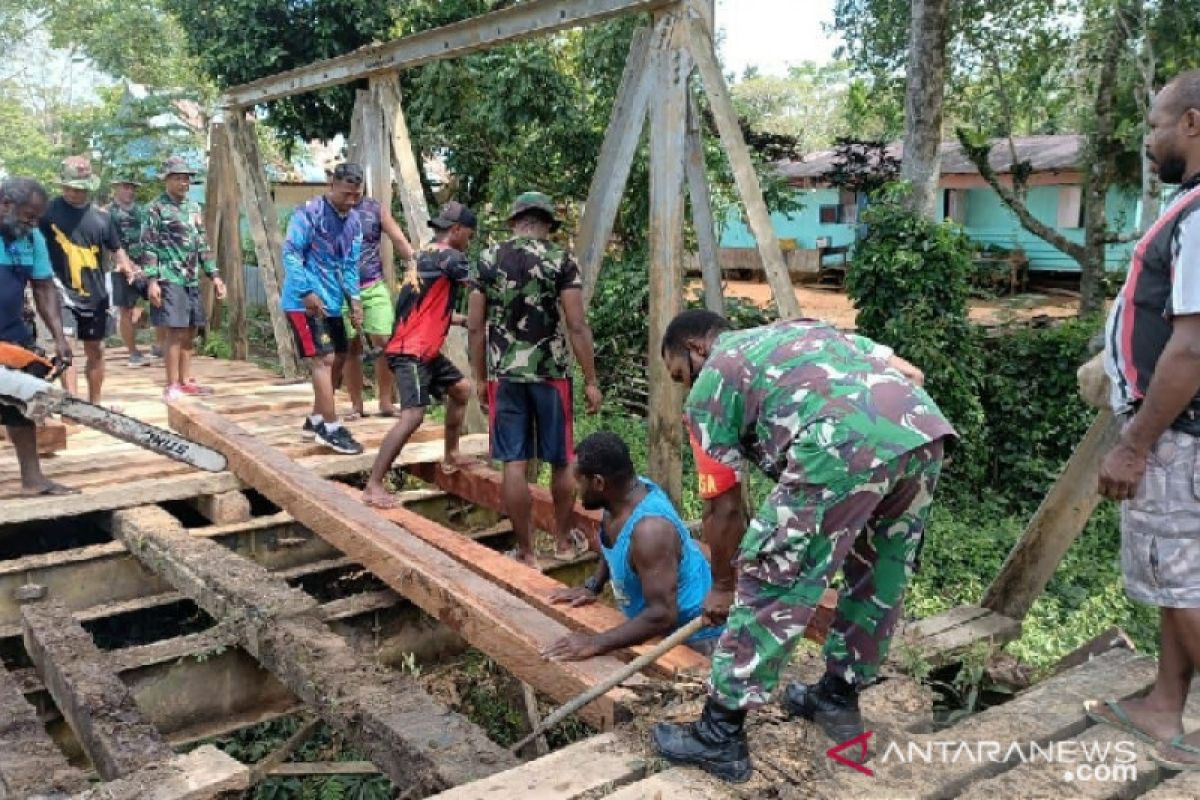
[716,0,842,78]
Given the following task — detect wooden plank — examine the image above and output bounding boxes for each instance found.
[350,488,708,679]
[376,74,432,246]
[0,663,89,796]
[364,79,398,292]
[211,123,249,360]
[431,732,650,800]
[647,9,688,506]
[188,490,253,524]
[601,769,721,800]
[1140,772,1200,799]
[685,95,723,314]
[268,761,380,777]
[683,8,800,319]
[982,410,1120,620]
[221,0,673,107]
[68,745,249,800]
[168,402,643,730]
[21,598,175,781]
[577,25,653,304]
[904,605,992,639]
[112,504,517,792]
[226,112,302,378]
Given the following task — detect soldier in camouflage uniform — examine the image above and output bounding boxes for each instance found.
[651,309,957,783]
[108,175,158,367]
[141,156,225,401]
[466,192,602,568]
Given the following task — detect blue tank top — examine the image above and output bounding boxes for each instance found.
[599,478,722,645]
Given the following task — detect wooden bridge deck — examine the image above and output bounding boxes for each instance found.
[0,348,485,525]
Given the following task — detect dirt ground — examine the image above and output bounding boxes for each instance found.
[689,280,1082,330]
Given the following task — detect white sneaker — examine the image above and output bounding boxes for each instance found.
[163,384,184,403]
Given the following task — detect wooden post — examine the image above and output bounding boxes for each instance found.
[577,25,654,304]
[685,95,723,313]
[346,90,369,163]
[226,111,302,378]
[376,75,432,246]
[364,80,398,292]
[646,9,688,506]
[981,410,1121,620]
[683,4,800,319]
[201,136,223,330]
[212,123,249,360]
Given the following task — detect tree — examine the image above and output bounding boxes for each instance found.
[900,0,951,219]
[730,61,854,154]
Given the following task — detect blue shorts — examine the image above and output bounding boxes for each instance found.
[487,378,573,466]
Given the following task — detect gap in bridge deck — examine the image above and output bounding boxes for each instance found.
[0,513,112,560]
[85,599,215,651]
[288,562,388,603]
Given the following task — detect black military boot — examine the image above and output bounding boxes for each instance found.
[650,699,753,783]
[782,673,865,745]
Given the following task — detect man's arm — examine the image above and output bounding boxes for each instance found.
[1100,314,1200,499]
[544,519,681,661]
[281,210,315,303]
[380,207,416,261]
[30,278,71,363]
[560,287,601,412]
[702,486,746,596]
[467,290,488,395]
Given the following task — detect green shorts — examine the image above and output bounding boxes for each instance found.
[343,280,395,339]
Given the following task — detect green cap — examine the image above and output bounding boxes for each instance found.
[508,191,561,232]
[160,155,198,178]
[58,156,100,192]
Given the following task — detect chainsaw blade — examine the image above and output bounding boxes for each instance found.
[57,397,228,473]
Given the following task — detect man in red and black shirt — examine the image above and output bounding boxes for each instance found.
[362,202,477,508]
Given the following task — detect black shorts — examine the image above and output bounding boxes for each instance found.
[110,272,147,309]
[390,354,464,409]
[287,311,349,358]
[62,305,111,342]
[151,283,206,330]
[487,378,573,465]
[0,403,32,428]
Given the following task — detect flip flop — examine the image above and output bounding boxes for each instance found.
[547,528,590,563]
[1083,699,1159,745]
[504,548,541,571]
[341,410,364,422]
[21,481,79,497]
[1152,735,1200,771]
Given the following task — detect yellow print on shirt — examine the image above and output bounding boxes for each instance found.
[51,223,100,296]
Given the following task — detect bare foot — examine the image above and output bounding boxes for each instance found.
[21,479,79,497]
[1086,697,1184,742]
[378,406,399,418]
[505,548,540,570]
[362,486,400,509]
[441,451,478,475]
[550,529,589,562]
[1154,730,1200,769]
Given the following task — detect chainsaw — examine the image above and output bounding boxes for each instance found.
[0,342,227,472]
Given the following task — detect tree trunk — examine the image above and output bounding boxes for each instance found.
[1136,0,1160,231]
[901,0,951,220]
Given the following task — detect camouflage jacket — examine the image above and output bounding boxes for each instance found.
[685,320,958,493]
[471,237,582,381]
[109,202,144,266]
[140,193,215,287]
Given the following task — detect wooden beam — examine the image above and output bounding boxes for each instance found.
[21,598,175,781]
[211,123,249,360]
[67,746,249,800]
[188,489,253,524]
[112,504,517,792]
[0,663,89,796]
[201,131,225,328]
[167,402,642,730]
[346,89,369,163]
[221,0,674,107]
[364,80,398,292]
[981,410,1121,620]
[376,75,433,246]
[646,9,688,506]
[577,25,653,304]
[683,7,801,319]
[268,761,381,777]
[686,96,723,313]
[226,112,302,378]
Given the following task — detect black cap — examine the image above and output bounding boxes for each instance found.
[331,163,365,185]
[428,201,478,230]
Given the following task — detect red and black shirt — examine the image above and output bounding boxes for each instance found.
[385,243,470,361]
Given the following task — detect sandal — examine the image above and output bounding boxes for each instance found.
[547,528,590,563]
[21,480,79,497]
[1083,699,1159,745]
[1152,735,1200,771]
[504,548,541,571]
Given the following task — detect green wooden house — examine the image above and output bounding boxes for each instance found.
[719,135,1142,275]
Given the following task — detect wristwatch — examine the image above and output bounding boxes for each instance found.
[583,574,606,595]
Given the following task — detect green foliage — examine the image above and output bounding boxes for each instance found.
[846,184,986,483]
[0,82,56,181]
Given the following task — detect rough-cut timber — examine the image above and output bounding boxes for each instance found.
[188,489,253,524]
[221,0,673,107]
[20,598,175,781]
[169,401,642,730]
[67,745,249,800]
[0,663,89,797]
[112,505,517,793]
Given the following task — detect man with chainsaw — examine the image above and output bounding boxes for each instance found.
[0,177,76,496]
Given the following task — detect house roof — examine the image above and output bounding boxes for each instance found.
[777,134,1086,183]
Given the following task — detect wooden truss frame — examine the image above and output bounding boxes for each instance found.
[205,0,801,499]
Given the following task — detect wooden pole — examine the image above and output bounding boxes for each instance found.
[364,80,397,292]
[577,25,654,304]
[685,95,723,313]
[683,4,800,319]
[226,111,302,378]
[201,135,223,331]
[346,90,369,163]
[213,124,249,361]
[646,8,688,506]
[376,75,432,246]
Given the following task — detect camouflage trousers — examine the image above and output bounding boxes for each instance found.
[709,439,945,711]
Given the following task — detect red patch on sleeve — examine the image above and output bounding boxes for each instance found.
[689,431,740,499]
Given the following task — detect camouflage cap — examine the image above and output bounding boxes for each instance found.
[507,191,561,231]
[58,156,100,192]
[160,155,198,178]
[428,200,478,230]
[111,172,142,187]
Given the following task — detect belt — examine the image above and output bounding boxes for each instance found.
[1130,400,1200,436]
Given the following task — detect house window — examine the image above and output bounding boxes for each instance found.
[839,190,859,225]
[1057,186,1084,228]
[944,189,968,224]
[819,204,843,225]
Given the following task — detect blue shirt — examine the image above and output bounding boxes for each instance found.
[0,230,52,345]
[599,478,723,646]
[281,196,362,314]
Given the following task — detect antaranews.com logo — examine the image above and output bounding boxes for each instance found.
[826,732,1140,784]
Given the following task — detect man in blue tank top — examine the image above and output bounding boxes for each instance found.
[542,431,722,660]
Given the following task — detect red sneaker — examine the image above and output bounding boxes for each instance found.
[180,381,214,396]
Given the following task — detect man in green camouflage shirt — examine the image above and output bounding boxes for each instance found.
[651,310,957,783]
[467,192,602,568]
[141,156,225,401]
[108,175,158,368]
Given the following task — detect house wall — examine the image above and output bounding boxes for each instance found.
[719,187,858,251]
